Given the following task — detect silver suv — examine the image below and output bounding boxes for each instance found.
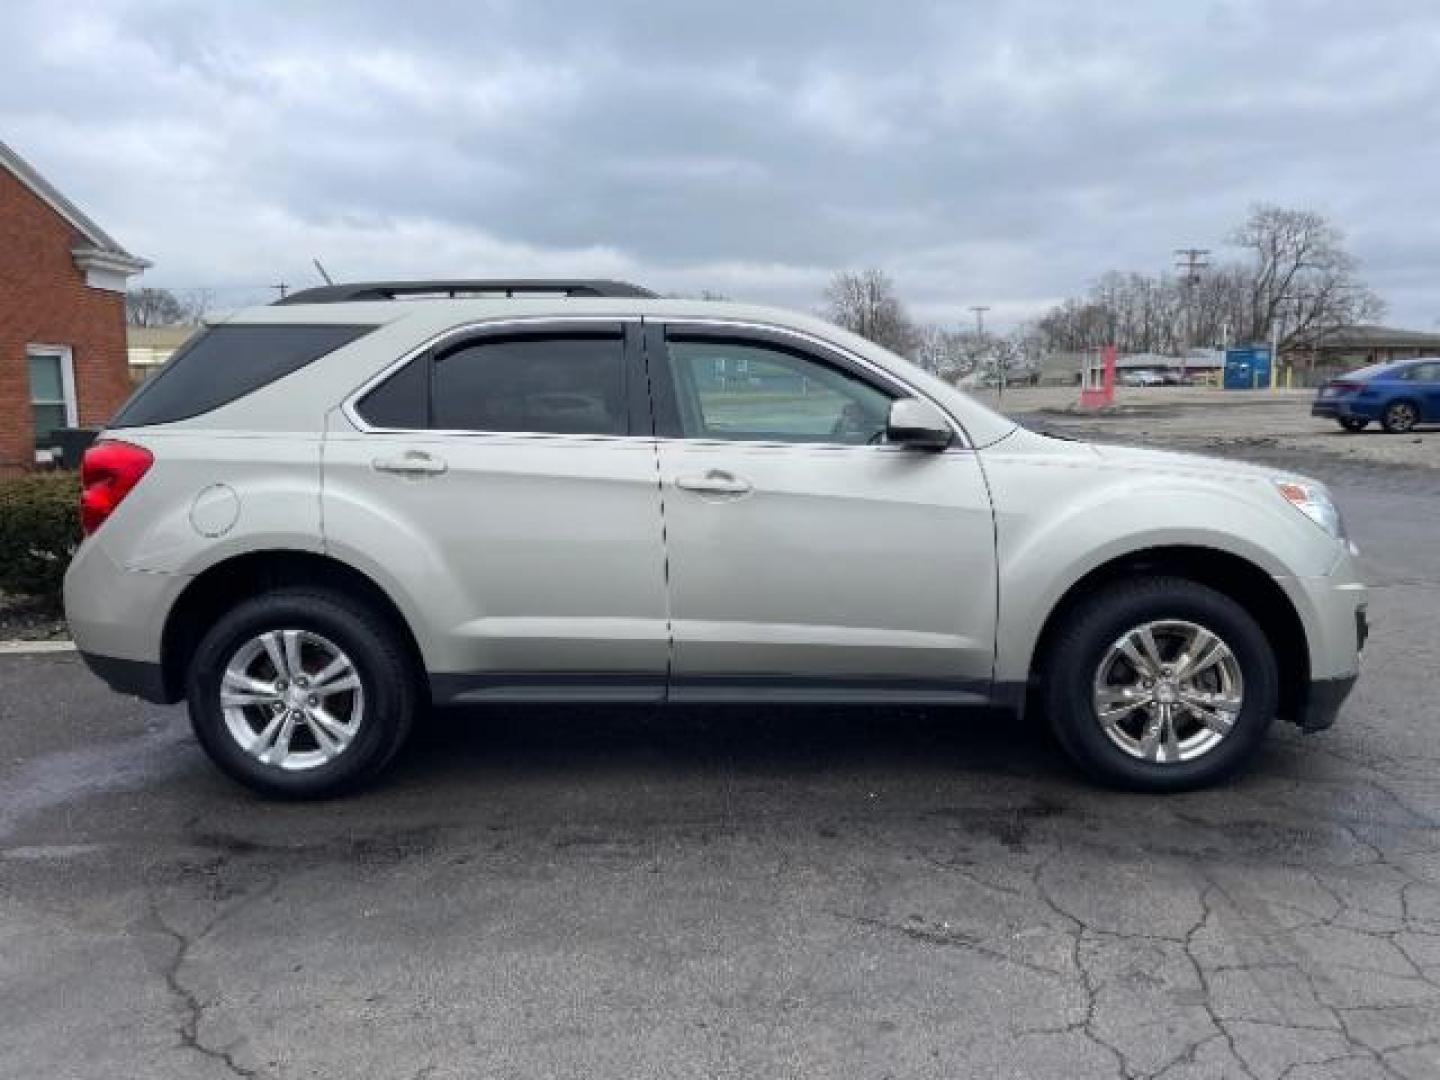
[64,280,1367,797]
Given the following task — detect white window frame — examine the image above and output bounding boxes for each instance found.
[26,344,78,463]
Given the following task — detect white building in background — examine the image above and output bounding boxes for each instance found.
[126,325,197,382]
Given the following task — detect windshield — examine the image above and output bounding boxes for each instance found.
[1342,362,1399,381]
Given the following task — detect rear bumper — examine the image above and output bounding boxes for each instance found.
[77,651,175,704]
[1311,399,1376,420]
[63,537,184,666]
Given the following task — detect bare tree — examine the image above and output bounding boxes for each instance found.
[1035,206,1384,356]
[912,324,974,377]
[126,287,188,327]
[1230,204,1384,345]
[126,287,212,327]
[179,288,216,324]
[823,269,919,356]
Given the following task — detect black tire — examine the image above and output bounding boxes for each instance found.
[1338,417,1368,433]
[1381,400,1420,434]
[186,588,418,798]
[1043,576,1278,792]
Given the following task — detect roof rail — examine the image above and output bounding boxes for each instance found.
[273,279,657,305]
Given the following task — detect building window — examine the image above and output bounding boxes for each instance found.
[27,345,78,458]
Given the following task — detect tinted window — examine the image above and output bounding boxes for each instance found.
[665,338,893,444]
[430,333,626,435]
[356,354,428,428]
[113,324,375,427]
[1402,362,1440,382]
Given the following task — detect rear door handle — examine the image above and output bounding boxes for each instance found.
[675,469,752,495]
[372,450,448,476]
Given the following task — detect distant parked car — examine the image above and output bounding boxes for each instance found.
[1160,371,1201,386]
[1121,370,1166,387]
[1312,358,1440,433]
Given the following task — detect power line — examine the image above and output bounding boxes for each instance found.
[1174,247,1211,286]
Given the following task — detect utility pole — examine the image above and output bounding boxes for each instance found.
[1174,248,1210,380]
[270,282,290,300]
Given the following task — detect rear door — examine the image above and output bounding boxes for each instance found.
[645,319,998,701]
[323,319,671,702]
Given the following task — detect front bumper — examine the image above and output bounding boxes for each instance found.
[1281,548,1367,731]
[1298,673,1359,733]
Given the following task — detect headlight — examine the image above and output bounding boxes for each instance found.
[1275,479,1346,539]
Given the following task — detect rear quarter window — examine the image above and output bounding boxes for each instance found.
[111,323,376,427]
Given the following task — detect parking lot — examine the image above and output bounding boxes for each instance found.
[3,405,1440,1079]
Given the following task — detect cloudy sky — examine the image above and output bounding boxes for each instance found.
[5,0,1437,329]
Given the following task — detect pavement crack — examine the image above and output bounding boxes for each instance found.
[833,910,1070,979]
[141,877,279,1079]
[147,900,260,1079]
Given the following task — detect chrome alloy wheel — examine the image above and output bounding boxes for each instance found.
[1091,620,1244,764]
[219,630,364,771]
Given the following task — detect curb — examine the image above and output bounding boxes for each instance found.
[0,640,77,655]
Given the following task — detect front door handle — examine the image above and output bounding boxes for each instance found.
[372,450,448,476]
[675,469,752,495]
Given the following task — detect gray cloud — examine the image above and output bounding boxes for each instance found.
[4,0,1437,328]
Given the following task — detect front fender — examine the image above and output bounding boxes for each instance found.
[982,442,1343,683]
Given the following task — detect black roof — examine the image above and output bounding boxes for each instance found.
[274,279,657,305]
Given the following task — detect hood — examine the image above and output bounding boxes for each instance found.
[1088,440,1314,487]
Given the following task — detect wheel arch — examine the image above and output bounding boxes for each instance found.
[1024,545,1310,725]
[159,549,426,704]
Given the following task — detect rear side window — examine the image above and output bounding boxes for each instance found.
[112,324,375,427]
[355,331,628,436]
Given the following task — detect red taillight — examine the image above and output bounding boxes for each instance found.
[80,440,154,536]
[1330,381,1362,394]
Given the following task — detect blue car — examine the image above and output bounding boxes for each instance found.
[1312,358,1440,433]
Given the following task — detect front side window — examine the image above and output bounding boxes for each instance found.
[664,337,893,445]
[1402,362,1440,383]
[27,347,75,450]
[430,332,627,435]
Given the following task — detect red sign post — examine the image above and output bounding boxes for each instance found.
[1080,345,1116,408]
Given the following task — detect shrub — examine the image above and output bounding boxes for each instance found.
[0,470,81,606]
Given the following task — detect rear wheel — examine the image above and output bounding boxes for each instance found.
[1382,400,1419,434]
[186,588,418,798]
[1044,577,1278,791]
[1338,417,1368,433]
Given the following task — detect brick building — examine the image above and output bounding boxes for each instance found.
[1,139,147,470]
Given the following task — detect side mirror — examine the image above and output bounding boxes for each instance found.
[886,397,953,451]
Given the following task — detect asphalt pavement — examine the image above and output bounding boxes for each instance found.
[3,444,1439,1079]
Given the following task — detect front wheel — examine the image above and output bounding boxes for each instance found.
[1339,417,1368,433]
[1044,577,1278,792]
[186,588,418,798]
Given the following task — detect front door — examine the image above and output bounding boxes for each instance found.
[645,320,997,702]
[323,319,670,701]
[1406,361,1440,422]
